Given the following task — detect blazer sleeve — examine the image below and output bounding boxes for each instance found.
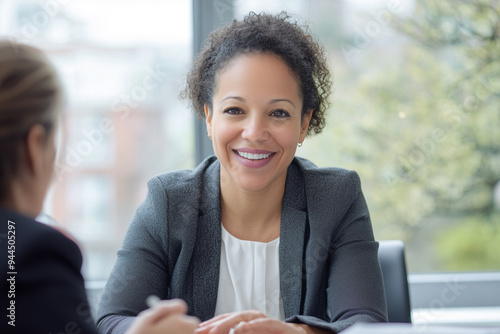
[287,170,388,332]
[96,176,171,334]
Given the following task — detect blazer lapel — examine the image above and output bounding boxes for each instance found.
[192,210,221,321]
[280,159,307,318]
[191,159,222,321]
[280,206,306,318]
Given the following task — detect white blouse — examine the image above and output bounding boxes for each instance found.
[214,224,286,320]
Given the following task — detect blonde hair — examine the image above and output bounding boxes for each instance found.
[0,40,61,200]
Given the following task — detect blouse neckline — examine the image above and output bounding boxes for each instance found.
[221,223,280,245]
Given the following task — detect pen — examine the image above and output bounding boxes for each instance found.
[146,295,161,308]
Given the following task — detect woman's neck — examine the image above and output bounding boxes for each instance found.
[220,172,286,242]
[2,179,41,219]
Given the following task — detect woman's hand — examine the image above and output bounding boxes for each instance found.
[195,310,267,334]
[195,310,324,334]
[126,299,200,334]
[231,318,308,334]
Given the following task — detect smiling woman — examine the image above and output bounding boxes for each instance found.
[97,12,387,334]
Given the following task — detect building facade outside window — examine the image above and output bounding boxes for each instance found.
[0,0,194,280]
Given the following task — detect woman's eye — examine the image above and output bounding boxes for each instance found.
[223,107,243,115]
[270,109,290,118]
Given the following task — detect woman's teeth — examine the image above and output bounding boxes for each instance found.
[237,151,272,160]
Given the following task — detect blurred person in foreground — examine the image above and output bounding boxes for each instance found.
[0,40,199,334]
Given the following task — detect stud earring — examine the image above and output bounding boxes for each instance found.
[298,142,303,147]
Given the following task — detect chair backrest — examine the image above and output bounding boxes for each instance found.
[378,240,412,323]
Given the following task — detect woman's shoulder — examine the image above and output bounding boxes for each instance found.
[150,156,219,188]
[0,207,76,244]
[286,157,364,210]
[0,207,83,270]
[293,156,361,184]
[0,209,94,334]
[142,156,220,213]
[290,158,366,226]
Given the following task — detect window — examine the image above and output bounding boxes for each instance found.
[2,0,498,279]
[0,0,194,280]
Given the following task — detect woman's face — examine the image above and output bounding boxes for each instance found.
[206,53,311,193]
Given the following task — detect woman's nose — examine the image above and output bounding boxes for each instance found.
[241,114,270,142]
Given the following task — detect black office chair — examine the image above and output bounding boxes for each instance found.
[378,240,412,323]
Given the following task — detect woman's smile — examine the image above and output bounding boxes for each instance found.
[233,149,276,168]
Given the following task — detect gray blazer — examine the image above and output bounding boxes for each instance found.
[97,156,387,333]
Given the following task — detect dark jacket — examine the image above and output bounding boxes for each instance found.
[0,207,97,334]
[97,156,387,333]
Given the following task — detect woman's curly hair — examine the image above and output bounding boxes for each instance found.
[183,11,332,136]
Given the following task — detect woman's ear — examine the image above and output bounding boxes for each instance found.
[299,110,313,142]
[24,124,47,177]
[204,104,212,138]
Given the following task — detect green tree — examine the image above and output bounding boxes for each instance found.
[301,0,500,271]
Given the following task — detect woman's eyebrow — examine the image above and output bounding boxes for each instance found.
[270,99,296,108]
[220,96,245,103]
[220,96,296,108]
